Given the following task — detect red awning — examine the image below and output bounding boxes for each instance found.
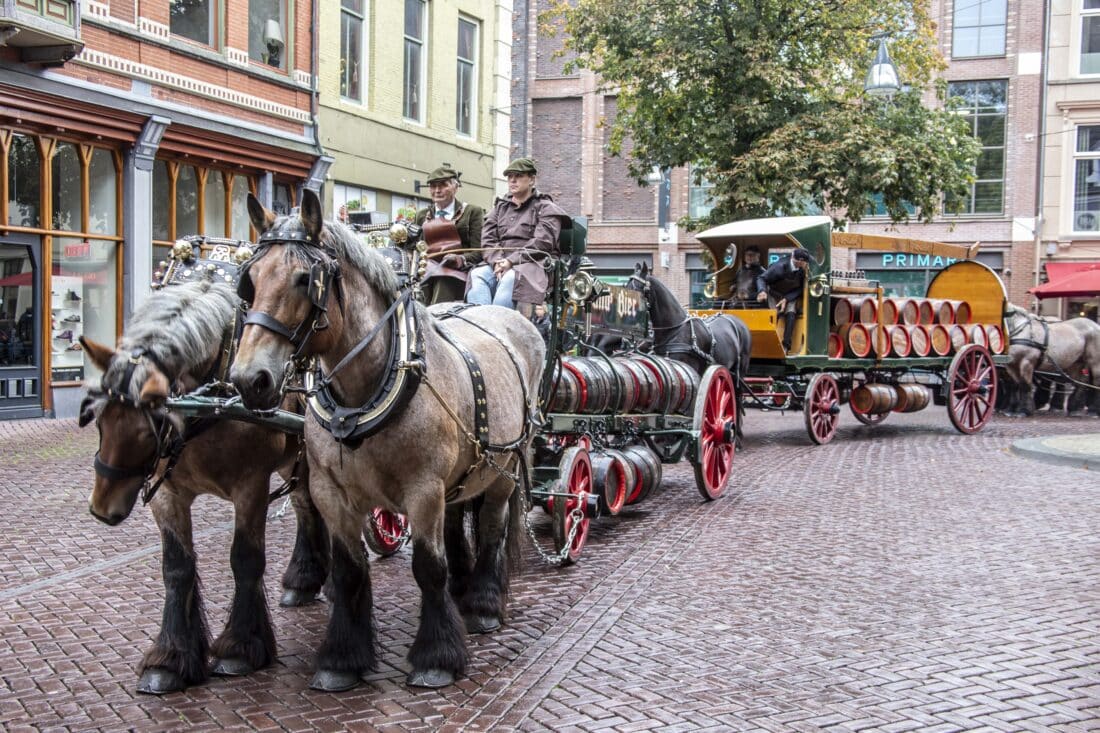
[1030,262,1100,299]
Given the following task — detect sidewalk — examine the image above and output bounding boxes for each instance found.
[1010,432,1100,471]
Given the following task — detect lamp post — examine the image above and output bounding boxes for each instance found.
[864,36,901,100]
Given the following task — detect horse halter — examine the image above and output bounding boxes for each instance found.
[237,232,343,368]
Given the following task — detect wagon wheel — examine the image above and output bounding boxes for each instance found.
[691,365,736,502]
[364,509,409,557]
[804,373,841,445]
[850,400,888,426]
[947,344,997,434]
[552,447,591,566]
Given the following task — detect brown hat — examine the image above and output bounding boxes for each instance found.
[426,165,460,184]
[503,157,538,176]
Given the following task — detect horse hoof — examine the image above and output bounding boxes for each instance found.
[406,668,455,688]
[137,667,186,695]
[310,669,361,692]
[464,614,501,634]
[279,588,319,607]
[211,657,254,677]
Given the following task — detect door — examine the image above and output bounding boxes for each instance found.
[0,234,43,419]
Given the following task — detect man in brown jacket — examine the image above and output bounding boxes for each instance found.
[414,165,484,304]
[467,158,571,315]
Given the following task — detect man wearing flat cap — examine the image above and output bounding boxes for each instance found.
[467,157,571,314]
[414,165,485,304]
[756,248,811,354]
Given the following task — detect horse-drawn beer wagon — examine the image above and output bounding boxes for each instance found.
[692,216,1008,444]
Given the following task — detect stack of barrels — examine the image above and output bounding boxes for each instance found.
[830,296,1005,358]
[585,445,665,516]
[850,383,934,414]
[548,354,700,416]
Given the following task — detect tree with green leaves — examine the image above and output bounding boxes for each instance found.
[546,0,980,226]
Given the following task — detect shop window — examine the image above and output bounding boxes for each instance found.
[6,134,40,228]
[0,248,36,370]
[51,142,82,232]
[171,0,217,46]
[250,0,287,68]
[203,169,227,237]
[403,0,426,122]
[152,160,171,242]
[1083,0,1100,74]
[952,0,1006,58]
[945,80,1006,215]
[457,17,478,137]
[88,148,117,235]
[341,0,366,102]
[51,238,118,382]
[333,182,378,222]
[175,165,199,237]
[391,194,421,223]
[230,175,252,240]
[1072,125,1100,232]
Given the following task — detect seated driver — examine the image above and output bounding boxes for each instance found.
[732,245,765,303]
[756,247,810,353]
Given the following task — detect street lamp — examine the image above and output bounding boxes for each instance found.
[864,36,900,100]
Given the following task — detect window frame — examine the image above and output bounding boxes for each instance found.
[1080,0,1100,75]
[151,159,257,256]
[248,0,291,71]
[169,0,221,50]
[403,0,428,124]
[945,79,1008,217]
[340,0,368,103]
[687,169,715,220]
[1071,124,1100,234]
[456,15,479,138]
[951,0,1007,59]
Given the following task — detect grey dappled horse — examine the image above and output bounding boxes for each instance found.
[1003,304,1100,416]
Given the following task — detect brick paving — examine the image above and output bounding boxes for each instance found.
[0,410,1098,731]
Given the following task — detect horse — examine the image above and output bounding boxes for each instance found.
[1002,304,1100,416]
[626,262,751,383]
[78,279,330,695]
[229,189,545,691]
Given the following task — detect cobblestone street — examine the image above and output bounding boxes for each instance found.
[1,410,1098,732]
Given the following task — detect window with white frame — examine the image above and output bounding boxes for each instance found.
[170,0,217,46]
[403,0,426,122]
[1073,126,1100,232]
[952,0,1006,58]
[341,0,366,101]
[1082,0,1100,73]
[333,183,378,223]
[457,17,478,137]
[391,194,424,223]
[946,80,1006,215]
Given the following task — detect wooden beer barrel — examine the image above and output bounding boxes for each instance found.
[832,297,856,327]
[857,297,878,324]
[839,323,872,358]
[948,324,968,353]
[893,384,932,413]
[985,324,1005,354]
[591,450,628,516]
[549,361,581,413]
[916,299,936,325]
[888,325,911,357]
[881,298,903,325]
[867,325,891,358]
[620,444,662,505]
[896,298,921,325]
[828,332,844,358]
[851,383,898,414]
[907,325,931,357]
[967,323,989,349]
[954,301,972,324]
[928,323,952,356]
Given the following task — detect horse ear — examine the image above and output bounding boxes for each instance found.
[78,395,96,428]
[247,193,276,235]
[81,337,115,373]
[139,370,170,407]
[640,262,650,278]
[299,189,324,242]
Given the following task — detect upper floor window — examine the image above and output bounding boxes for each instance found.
[1073,126,1100,232]
[249,0,287,69]
[403,0,426,122]
[170,0,217,46]
[1083,0,1100,73]
[333,182,378,222]
[456,17,478,137]
[341,0,366,101]
[688,174,715,220]
[952,0,1006,58]
[946,80,1007,215]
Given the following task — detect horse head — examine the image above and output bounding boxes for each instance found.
[231,189,347,410]
[79,336,182,525]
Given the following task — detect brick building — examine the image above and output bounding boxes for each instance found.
[317,0,513,225]
[0,0,326,419]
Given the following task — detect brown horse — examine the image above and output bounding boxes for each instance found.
[230,190,544,691]
[1003,304,1100,416]
[79,279,329,695]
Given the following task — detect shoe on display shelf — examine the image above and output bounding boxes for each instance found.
[66,290,82,302]
[54,330,74,340]
[62,315,81,323]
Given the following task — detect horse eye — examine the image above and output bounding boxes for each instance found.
[295,271,310,288]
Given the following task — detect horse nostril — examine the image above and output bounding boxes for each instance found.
[251,369,274,396]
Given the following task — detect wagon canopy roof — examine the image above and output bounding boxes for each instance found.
[696,216,832,253]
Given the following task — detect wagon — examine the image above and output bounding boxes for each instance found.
[692,216,1007,445]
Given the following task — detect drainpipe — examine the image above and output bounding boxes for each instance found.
[1033,0,1052,313]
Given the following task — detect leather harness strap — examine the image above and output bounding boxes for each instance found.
[432,320,491,451]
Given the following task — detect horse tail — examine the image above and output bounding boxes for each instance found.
[504,457,526,591]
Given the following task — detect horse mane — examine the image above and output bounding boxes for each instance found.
[319,219,398,304]
[645,274,689,323]
[103,280,238,395]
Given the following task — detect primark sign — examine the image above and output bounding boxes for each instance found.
[855,251,1004,270]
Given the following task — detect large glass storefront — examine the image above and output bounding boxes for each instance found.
[855,250,1006,297]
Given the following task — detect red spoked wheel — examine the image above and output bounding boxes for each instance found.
[364,509,409,557]
[947,344,997,434]
[804,373,841,445]
[552,447,592,566]
[850,399,888,426]
[691,366,736,501]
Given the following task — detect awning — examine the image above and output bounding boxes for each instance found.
[1029,262,1100,299]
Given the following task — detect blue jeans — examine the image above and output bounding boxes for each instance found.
[466,264,516,308]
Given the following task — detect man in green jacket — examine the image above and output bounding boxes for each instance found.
[415,165,485,304]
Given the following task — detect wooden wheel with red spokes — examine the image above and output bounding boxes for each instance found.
[947,344,997,434]
[552,447,592,565]
[691,365,736,501]
[804,373,841,445]
[364,509,409,557]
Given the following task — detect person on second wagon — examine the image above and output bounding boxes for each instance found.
[414,165,484,304]
[467,157,571,316]
[756,247,811,353]
[732,245,765,303]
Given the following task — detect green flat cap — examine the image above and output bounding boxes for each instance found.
[503,157,538,175]
[426,165,460,184]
